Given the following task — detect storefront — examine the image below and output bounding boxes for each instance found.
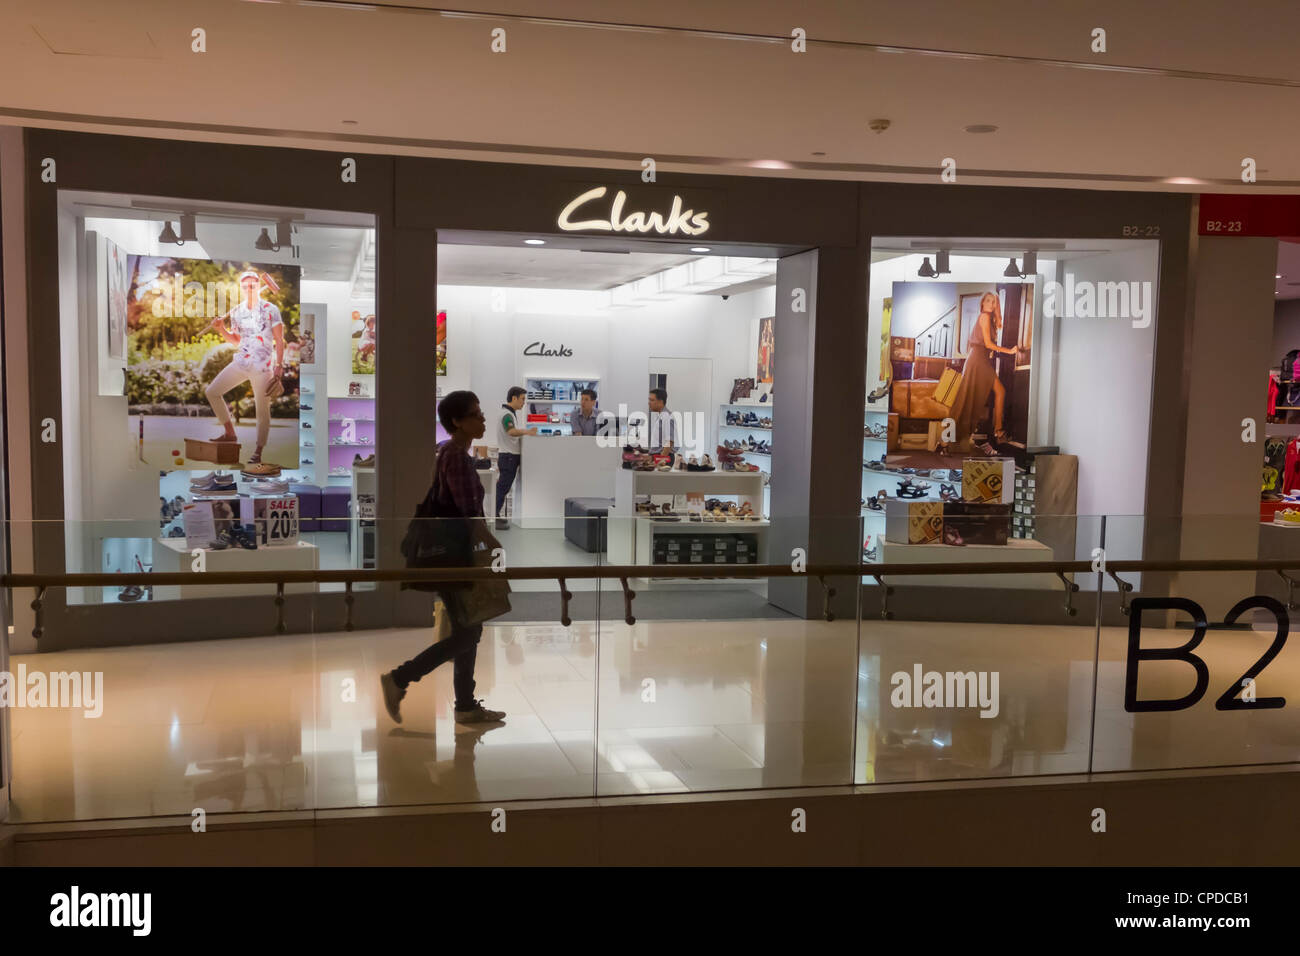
[6,129,1200,650]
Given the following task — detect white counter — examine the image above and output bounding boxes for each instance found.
[515,435,620,529]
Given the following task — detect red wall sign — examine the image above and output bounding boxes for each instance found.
[1199,194,1300,237]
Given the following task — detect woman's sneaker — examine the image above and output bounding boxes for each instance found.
[454,699,506,723]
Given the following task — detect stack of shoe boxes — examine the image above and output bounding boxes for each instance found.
[653,532,760,565]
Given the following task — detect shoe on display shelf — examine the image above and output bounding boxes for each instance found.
[329,466,349,476]
[118,585,145,602]
[190,470,236,490]
[250,479,290,495]
[241,461,283,478]
[300,404,313,411]
[301,421,312,429]
[301,458,314,465]
[867,377,892,404]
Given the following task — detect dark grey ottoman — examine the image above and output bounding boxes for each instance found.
[564,497,612,553]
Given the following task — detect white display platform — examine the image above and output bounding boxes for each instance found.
[517,436,620,529]
[877,537,1057,589]
[610,468,766,566]
[153,536,320,600]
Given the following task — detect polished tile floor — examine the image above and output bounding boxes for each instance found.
[6,611,1299,822]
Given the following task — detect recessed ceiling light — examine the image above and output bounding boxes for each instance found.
[964,124,998,134]
[1277,274,1283,279]
[811,151,826,157]
[524,239,545,245]
[691,247,711,253]
[342,119,358,125]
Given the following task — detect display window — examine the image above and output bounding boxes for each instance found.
[435,232,793,595]
[56,191,379,604]
[863,238,1160,586]
[1263,241,1300,516]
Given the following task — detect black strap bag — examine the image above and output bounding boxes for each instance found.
[400,455,472,592]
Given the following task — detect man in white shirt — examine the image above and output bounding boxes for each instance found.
[495,386,538,529]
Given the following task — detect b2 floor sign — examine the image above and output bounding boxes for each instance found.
[1126,596,1288,712]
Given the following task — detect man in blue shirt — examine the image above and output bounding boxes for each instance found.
[569,388,599,436]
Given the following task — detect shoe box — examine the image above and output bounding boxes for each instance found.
[653,532,760,564]
[183,437,242,465]
[885,500,943,544]
[943,501,1011,546]
[962,457,1015,504]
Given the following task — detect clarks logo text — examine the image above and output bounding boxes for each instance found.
[557,186,710,236]
[523,341,573,358]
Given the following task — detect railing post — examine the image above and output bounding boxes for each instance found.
[557,577,573,627]
[30,586,45,641]
[275,581,286,634]
[344,581,355,631]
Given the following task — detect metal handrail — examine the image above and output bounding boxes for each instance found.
[5,555,1299,589]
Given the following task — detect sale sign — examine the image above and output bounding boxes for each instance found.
[252,495,300,547]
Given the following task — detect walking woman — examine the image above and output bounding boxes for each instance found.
[947,292,1019,450]
[380,390,506,724]
[204,269,285,469]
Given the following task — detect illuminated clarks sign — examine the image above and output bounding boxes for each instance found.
[557,186,710,236]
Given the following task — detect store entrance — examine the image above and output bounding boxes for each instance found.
[435,231,801,620]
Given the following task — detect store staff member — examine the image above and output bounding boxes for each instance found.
[648,388,676,452]
[569,389,600,436]
[496,386,538,529]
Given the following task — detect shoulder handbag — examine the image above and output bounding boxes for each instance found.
[442,529,512,628]
[400,451,472,592]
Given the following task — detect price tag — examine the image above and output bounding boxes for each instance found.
[255,495,300,547]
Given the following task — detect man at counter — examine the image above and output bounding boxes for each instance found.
[569,388,599,436]
[497,386,538,530]
[648,388,676,452]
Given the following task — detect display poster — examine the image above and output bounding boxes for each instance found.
[436,310,447,376]
[351,309,377,374]
[299,308,319,367]
[125,256,301,471]
[882,280,1034,461]
[182,501,216,550]
[105,237,129,360]
[756,315,774,384]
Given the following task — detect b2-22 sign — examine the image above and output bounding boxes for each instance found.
[1125,596,1288,712]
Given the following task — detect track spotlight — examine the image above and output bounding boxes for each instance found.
[158,221,181,245]
[918,257,938,278]
[254,227,277,252]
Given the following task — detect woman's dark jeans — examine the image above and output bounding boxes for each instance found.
[392,590,483,709]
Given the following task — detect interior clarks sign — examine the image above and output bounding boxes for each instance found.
[557,186,710,236]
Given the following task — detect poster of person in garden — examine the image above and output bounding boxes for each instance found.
[351,309,376,373]
[125,256,301,470]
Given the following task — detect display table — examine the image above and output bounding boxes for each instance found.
[516,436,620,529]
[878,537,1057,589]
[152,537,320,600]
[610,468,766,567]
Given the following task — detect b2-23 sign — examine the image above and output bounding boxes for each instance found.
[1126,596,1288,712]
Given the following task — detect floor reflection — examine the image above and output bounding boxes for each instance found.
[7,612,1298,822]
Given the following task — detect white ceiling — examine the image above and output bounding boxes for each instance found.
[6,0,1300,191]
[437,242,776,294]
[437,243,697,289]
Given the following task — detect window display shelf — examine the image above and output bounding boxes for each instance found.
[721,423,772,431]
